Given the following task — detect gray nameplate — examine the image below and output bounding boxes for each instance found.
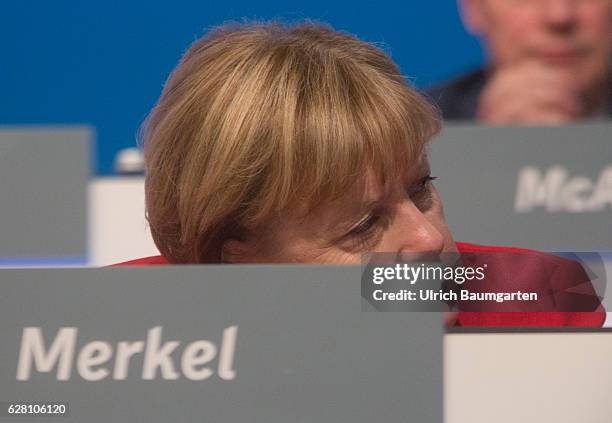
[0,266,442,422]
[0,127,90,263]
[430,123,612,250]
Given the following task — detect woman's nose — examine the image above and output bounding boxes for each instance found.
[542,0,577,30]
[394,200,445,256]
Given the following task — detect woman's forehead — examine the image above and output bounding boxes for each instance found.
[267,152,430,246]
[312,152,430,225]
[363,152,430,202]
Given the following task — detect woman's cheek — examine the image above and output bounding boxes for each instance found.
[426,190,457,253]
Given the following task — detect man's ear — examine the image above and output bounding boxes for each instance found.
[459,0,488,36]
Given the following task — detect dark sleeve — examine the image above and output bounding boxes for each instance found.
[422,68,488,121]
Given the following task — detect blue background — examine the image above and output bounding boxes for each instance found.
[1,0,484,174]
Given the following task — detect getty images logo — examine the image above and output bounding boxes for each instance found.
[514,165,612,213]
[16,326,237,381]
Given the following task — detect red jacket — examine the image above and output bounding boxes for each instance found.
[115,242,606,328]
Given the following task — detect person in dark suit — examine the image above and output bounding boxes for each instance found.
[426,0,612,124]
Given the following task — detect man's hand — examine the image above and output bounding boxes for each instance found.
[477,62,583,125]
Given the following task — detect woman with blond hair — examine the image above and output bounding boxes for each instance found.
[120,22,604,327]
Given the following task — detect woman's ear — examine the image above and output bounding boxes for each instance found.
[459,0,488,36]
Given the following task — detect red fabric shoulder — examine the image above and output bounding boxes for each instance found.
[455,242,605,328]
[112,255,169,266]
[456,241,535,254]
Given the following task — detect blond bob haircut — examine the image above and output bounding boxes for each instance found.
[142,21,441,263]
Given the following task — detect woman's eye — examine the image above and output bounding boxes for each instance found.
[349,214,381,237]
[408,175,437,197]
